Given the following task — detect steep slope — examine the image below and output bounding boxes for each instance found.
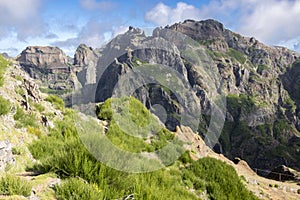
[0,55,299,199]
[12,19,300,178]
[0,54,261,199]
[70,19,300,175]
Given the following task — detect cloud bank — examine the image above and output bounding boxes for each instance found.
[0,0,45,40]
[145,0,300,46]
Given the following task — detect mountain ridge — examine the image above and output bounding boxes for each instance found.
[9,18,300,175]
[0,56,299,199]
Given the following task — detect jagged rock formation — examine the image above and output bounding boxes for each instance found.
[15,19,300,174]
[74,44,100,86]
[72,19,300,174]
[0,140,14,172]
[17,46,74,92]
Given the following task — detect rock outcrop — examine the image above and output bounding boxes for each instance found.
[72,20,300,174]
[15,19,300,175]
[17,46,74,92]
[0,140,14,172]
[17,46,69,73]
[74,44,100,86]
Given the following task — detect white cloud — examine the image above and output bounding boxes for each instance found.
[237,0,300,44]
[51,20,118,55]
[145,0,300,51]
[80,0,115,11]
[145,2,203,26]
[0,0,45,40]
[112,25,128,37]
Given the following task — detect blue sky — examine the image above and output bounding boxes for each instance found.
[1,0,300,56]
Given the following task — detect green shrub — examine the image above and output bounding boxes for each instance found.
[178,151,193,164]
[0,55,9,87]
[227,48,246,64]
[54,178,103,200]
[29,97,257,200]
[0,174,32,197]
[96,97,175,153]
[0,95,10,115]
[45,94,65,110]
[226,94,256,120]
[15,86,25,96]
[183,157,258,199]
[297,189,300,194]
[33,102,45,112]
[257,64,269,74]
[27,126,42,138]
[14,106,38,128]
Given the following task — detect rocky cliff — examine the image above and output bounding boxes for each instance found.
[71,19,300,174]
[17,46,74,93]
[74,44,100,86]
[15,19,300,174]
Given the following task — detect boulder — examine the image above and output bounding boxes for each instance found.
[0,140,14,172]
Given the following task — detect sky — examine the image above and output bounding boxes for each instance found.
[1,0,300,56]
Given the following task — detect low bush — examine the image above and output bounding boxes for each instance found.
[29,97,257,200]
[183,157,258,199]
[227,48,246,64]
[27,126,42,138]
[33,102,45,112]
[45,94,65,110]
[0,55,9,87]
[0,174,32,197]
[14,106,38,128]
[54,178,103,200]
[0,95,10,115]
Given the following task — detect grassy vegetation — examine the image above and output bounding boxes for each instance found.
[283,96,296,111]
[54,178,103,200]
[33,102,45,112]
[96,97,175,153]
[257,64,269,74]
[0,174,32,197]
[198,39,216,46]
[226,48,246,64]
[27,96,258,200]
[0,55,9,87]
[14,106,38,128]
[45,94,65,110]
[183,157,258,199]
[0,95,10,116]
[226,94,256,120]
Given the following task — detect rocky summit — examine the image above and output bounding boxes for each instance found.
[15,19,300,177]
[17,46,74,92]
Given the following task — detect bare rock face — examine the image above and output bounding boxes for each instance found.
[17,46,68,72]
[0,140,14,172]
[17,46,74,92]
[74,44,100,86]
[72,20,300,174]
